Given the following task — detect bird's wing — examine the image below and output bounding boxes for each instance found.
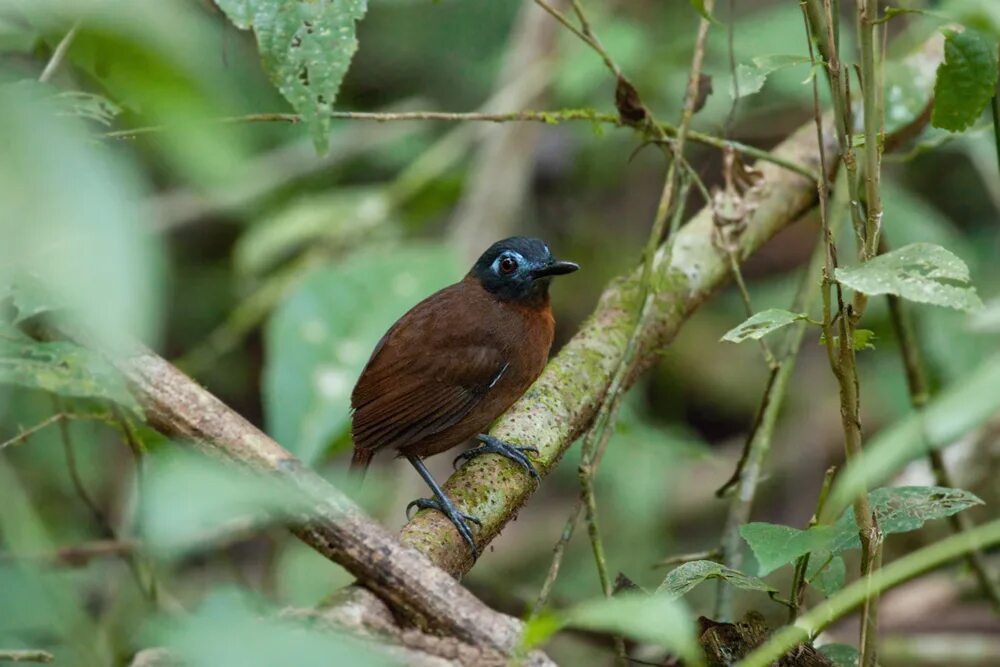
[350,287,509,452]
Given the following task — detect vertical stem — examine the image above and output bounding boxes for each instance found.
[857,0,883,261]
[788,466,837,621]
[887,290,1000,613]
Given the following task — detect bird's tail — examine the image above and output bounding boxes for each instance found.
[350,448,373,479]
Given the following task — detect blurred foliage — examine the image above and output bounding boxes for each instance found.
[0,0,999,665]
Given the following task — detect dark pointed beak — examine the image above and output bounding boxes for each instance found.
[533,260,580,279]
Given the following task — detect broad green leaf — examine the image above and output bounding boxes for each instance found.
[731,55,811,99]
[520,611,563,650]
[819,643,860,667]
[740,523,837,576]
[827,353,1000,517]
[932,28,999,132]
[140,450,310,556]
[805,551,846,597]
[656,560,776,599]
[0,332,140,414]
[721,309,807,343]
[214,0,369,152]
[263,243,460,463]
[827,486,983,553]
[235,187,392,278]
[566,593,703,666]
[0,82,166,345]
[147,587,393,667]
[834,243,982,312]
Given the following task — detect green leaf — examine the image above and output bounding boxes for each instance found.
[520,611,563,650]
[263,243,460,463]
[819,643,860,667]
[731,55,811,99]
[740,523,838,576]
[565,593,703,666]
[828,486,983,553]
[805,551,846,597]
[656,560,776,599]
[834,243,982,312]
[819,328,877,352]
[214,0,369,152]
[721,309,807,343]
[0,334,140,414]
[827,354,1000,517]
[932,28,1000,132]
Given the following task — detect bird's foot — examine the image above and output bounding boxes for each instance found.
[453,434,541,481]
[406,495,482,557]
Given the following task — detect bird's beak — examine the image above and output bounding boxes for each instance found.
[533,260,580,279]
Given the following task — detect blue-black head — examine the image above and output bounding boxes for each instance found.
[470,237,579,303]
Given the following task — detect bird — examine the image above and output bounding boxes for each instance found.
[349,237,578,557]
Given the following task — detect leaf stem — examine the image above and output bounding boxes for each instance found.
[38,20,80,84]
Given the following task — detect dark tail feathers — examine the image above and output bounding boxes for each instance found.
[350,448,373,479]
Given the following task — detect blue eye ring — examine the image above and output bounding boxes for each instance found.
[498,255,518,274]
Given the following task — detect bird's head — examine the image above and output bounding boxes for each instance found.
[470,237,579,303]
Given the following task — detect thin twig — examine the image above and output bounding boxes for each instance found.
[0,650,53,664]
[787,467,837,621]
[654,548,721,569]
[0,413,81,451]
[0,539,140,568]
[531,503,584,616]
[38,20,80,84]
[992,47,1000,178]
[101,108,817,180]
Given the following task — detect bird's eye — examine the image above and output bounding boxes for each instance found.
[498,256,518,275]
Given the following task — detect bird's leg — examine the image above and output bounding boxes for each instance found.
[405,455,481,557]
[453,434,541,481]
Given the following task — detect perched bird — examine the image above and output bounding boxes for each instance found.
[350,237,578,556]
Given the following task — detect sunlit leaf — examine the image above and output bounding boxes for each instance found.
[214,0,369,152]
[740,523,837,577]
[721,309,807,343]
[656,560,776,599]
[263,243,460,463]
[834,243,982,311]
[932,28,999,132]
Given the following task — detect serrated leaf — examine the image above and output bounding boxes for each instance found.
[932,28,999,132]
[0,334,140,414]
[656,560,776,599]
[565,593,702,665]
[740,523,838,576]
[827,486,983,553]
[805,551,846,596]
[819,643,860,667]
[722,309,807,343]
[214,0,368,152]
[834,243,982,311]
[263,243,460,464]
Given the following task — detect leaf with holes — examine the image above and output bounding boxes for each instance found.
[721,309,807,343]
[656,560,776,599]
[834,243,982,311]
[827,486,983,553]
[214,0,368,152]
[932,28,999,132]
[0,331,140,414]
[740,523,838,576]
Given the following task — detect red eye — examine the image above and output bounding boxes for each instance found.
[499,256,518,274]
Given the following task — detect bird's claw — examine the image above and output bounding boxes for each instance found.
[405,496,481,557]
[452,434,541,482]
